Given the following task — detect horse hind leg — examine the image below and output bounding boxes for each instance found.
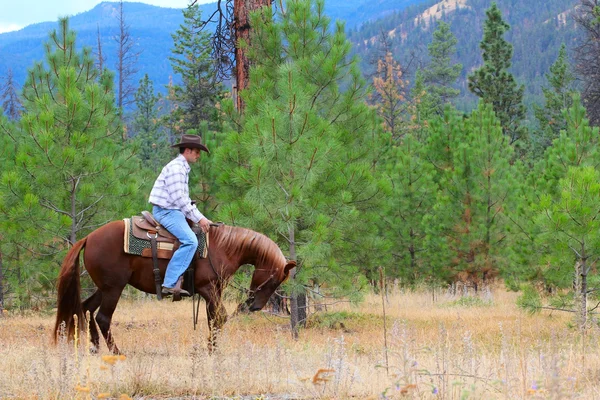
[95,287,124,355]
[82,290,102,353]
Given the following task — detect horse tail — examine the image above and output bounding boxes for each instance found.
[53,237,88,344]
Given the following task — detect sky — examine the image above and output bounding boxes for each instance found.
[0,0,214,34]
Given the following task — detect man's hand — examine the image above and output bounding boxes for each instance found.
[199,218,212,233]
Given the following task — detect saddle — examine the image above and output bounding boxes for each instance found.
[125,211,207,260]
[134,210,178,240]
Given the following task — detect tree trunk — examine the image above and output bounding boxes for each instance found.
[114,0,139,118]
[287,224,307,339]
[577,258,588,331]
[296,290,307,326]
[96,24,104,71]
[234,0,272,113]
[0,246,4,315]
[290,289,299,339]
[70,178,78,246]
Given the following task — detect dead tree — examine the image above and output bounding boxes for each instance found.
[191,0,273,113]
[94,24,106,72]
[233,0,272,111]
[114,0,141,114]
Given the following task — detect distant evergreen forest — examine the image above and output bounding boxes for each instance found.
[0,0,579,109]
[349,0,579,111]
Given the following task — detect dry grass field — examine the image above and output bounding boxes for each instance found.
[0,287,598,399]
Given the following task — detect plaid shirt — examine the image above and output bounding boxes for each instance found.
[148,154,205,223]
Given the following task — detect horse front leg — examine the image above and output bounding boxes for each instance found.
[204,291,227,353]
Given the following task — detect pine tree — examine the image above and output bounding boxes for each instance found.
[382,133,440,287]
[467,103,516,281]
[0,68,22,120]
[166,4,225,218]
[159,77,180,142]
[408,70,437,141]
[468,3,526,144]
[509,95,600,293]
[371,51,407,140]
[421,21,462,116]
[132,74,168,173]
[540,94,600,193]
[0,18,142,305]
[426,103,516,290]
[169,4,223,133]
[533,44,577,155]
[217,0,383,337]
[423,107,466,288]
[233,0,273,112]
[534,166,600,329]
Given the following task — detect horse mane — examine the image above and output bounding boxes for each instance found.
[209,225,286,269]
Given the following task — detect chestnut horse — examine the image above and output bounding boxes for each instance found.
[53,221,296,354]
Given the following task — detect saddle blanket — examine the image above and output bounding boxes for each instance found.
[122,218,208,259]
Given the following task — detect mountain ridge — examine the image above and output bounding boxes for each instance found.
[0,0,584,107]
[0,0,425,93]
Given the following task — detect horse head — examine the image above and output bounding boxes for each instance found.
[245,259,296,312]
[210,225,297,312]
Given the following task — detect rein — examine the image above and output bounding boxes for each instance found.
[248,273,274,296]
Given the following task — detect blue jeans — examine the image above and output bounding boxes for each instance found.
[152,205,198,288]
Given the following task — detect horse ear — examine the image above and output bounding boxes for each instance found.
[284,260,296,275]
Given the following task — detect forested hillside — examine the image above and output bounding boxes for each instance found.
[0,0,580,104]
[349,0,579,108]
[0,0,424,95]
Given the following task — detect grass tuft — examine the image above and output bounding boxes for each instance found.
[306,310,380,330]
[441,295,493,308]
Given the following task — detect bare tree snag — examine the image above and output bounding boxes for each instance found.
[233,0,272,112]
[114,0,141,114]
[95,24,106,72]
[192,0,272,113]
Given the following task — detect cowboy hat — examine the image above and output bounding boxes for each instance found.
[171,134,209,153]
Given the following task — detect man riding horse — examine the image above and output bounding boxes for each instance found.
[149,134,213,296]
[53,134,297,354]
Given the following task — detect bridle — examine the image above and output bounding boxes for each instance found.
[206,244,276,299]
[246,272,275,302]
